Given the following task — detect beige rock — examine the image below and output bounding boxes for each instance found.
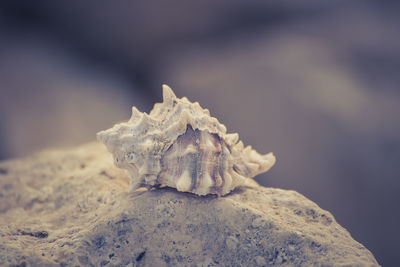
[0,142,379,266]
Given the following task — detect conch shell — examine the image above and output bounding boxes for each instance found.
[97,85,276,196]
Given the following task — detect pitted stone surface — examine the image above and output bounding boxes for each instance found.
[0,142,379,266]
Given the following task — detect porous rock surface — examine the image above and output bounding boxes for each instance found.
[0,142,379,266]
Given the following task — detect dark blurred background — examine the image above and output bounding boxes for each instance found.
[0,1,399,265]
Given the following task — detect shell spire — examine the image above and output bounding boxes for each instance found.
[97,84,276,196]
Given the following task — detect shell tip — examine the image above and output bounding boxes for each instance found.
[162,84,177,102]
[129,106,143,123]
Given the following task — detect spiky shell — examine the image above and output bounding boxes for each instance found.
[97,85,276,196]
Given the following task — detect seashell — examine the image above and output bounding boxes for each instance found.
[97,85,276,196]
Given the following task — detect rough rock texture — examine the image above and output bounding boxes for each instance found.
[0,143,379,266]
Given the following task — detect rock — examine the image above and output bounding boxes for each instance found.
[0,142,379,266]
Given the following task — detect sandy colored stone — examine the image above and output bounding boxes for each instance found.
[0,142,379,266]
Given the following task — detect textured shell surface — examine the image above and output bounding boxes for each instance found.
[97,85,276,196]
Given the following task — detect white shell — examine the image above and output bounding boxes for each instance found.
[97,85,276,196]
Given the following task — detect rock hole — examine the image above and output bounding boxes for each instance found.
[100,260,109,266]
[93,236,106,249]
[19,230,48,238]
[136,251,146,262]
[100,170,113,179]
[0,168,8,175]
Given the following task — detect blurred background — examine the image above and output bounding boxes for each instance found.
[0,1,399,265]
